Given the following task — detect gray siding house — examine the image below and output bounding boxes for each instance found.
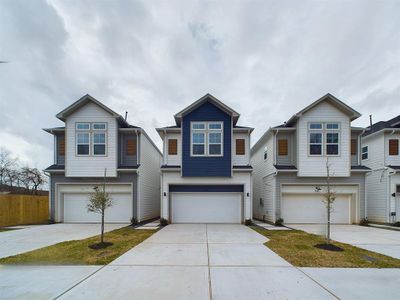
[44,94,162,223]
[251,94,369,224]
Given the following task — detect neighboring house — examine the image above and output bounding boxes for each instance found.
[44,94,162,223]
[362,115,400,223]
[156,94,253,223]
[251,93,369,224]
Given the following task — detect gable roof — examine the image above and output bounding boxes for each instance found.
[363,115,400,137]
[56,94,121,121]
[285,93,361,126]
[174,94,240,125]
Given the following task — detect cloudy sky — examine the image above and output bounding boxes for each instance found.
[0,0,399,170]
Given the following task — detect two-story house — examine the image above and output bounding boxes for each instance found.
[251,94,369,224]
[156,94,253,223]
[362,115,400,223]
[44,94,162,223]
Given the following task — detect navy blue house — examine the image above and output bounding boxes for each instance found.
[156,94,253,223]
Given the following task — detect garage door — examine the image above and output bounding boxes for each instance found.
[171,193,242,223]
[281,194,352,224]
[63,192,132,223]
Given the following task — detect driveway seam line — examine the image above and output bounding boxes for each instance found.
[296,267,341,300]
[206,224,213,300]
[53,265,106,300]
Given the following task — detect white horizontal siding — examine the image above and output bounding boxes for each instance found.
[232,133,250,165]
[65,102,118,177]
[362,133,385,170]
[366,169,389,223]
[297,101,351,177]
[138,133,162,221]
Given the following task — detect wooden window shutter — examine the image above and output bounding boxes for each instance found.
[236,139,245,155]
[58,137,65,156]
[389,139,399,156]
[126,139,137,156]
[351,139,357,155]
[168,139,178,155]
[278,139,288,156]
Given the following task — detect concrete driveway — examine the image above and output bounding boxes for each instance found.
[0,223,126,259]
[289,224,400,259]
[59,224,335,299]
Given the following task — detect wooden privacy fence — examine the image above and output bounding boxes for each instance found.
[0,194,49,227]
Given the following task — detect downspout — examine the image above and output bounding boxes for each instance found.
[388,168,396,223]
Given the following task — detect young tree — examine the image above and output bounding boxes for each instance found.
[315,160,336,244]
[87,170,112,245]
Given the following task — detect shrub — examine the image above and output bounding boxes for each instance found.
[160,218,169,226]
[244,219,253,226]
[130,217,138,226]
[392,221,400,227]
[274,218,284,226]
[359,218,369,226]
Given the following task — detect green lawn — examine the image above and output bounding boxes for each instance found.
[252,226,400,268]
[0,226,156,265]
[0,228,16,232]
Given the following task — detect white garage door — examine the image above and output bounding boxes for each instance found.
[171,193,242,223]
[282,194,352,224]
[63,191,132,223]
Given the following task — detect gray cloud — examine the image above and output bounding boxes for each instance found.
[0,0,399,170]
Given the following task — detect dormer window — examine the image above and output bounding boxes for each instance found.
[191,122,223,156]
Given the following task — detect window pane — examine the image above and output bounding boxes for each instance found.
[93,133,105,144]
[209,123,222,129]
[77,144,89,155]
[94,144,106,155]
[192,133,204,143]
[326,144,339,155]
[193,144,205,155]
[362,153,368,160]
[310,123,322,129]
[362,146,368,153]
[93,123,106,130]
[209,132,221,143]
[77,133,89,144]
[310,133,322,143]
[76,123,90,130]
[209,144,222,155]
[310,144,322,155]
[192,123,205,130]
[326,133,339,143]
[326,123,339,130]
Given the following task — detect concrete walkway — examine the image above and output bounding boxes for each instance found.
[0,223,126,259]
[290,224,400,259]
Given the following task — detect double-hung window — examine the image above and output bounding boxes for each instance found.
[309,123,323,155]
[191,122,223,156]
[75,122,107,156]
[92,123,107,155]
[325,123,340,156]
[76,123,90,156]
[362,146,368,160]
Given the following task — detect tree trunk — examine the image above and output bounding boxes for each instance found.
[101,210,105,244]
[327,199,331,244]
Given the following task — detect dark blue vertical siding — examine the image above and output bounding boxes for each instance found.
[182,100,232,177]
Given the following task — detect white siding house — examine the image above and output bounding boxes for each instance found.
[251,94,368,224]
[44,94,162,223]
[362,116,400,223]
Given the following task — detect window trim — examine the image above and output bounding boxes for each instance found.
[190,121,223,157]
[74,122,108,157]
[92,132,107,156]
[325,132,340,156]
[388,139,399,156]
[361,145,369,161]
[76,132,90,156]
